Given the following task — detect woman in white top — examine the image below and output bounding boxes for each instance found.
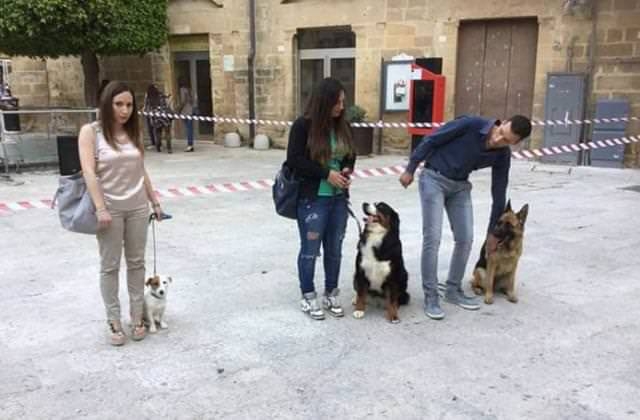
[78,81,165,346]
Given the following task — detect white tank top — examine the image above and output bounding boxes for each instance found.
[93,122,147,211]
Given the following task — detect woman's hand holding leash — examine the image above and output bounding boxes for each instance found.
[151,202,167,222]
[328,170,350,189]
[341,167,353,188]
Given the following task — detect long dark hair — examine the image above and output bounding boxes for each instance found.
[304,77,353,165]
[99,81,143,153]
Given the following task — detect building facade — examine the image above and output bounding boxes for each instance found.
[5,0,640,166]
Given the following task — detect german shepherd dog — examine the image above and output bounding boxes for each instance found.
[471,201,529,304]
[353,202,410,323]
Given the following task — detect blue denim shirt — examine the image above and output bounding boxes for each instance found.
[406,115,511,231]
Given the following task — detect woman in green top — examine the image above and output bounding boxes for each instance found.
[286,77,356,320]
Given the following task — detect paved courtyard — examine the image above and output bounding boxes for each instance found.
[1,141,639,419]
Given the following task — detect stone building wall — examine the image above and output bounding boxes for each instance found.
[5,0,640,165]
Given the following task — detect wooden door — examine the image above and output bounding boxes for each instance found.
[455,18,538,120]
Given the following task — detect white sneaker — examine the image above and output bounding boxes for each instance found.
[300,292,325,320]
[322,288,344,317]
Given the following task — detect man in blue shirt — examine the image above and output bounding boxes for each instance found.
[399,115,532,320]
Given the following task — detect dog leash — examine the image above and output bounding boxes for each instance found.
[330,179,362,237]
[346,200,363,237]
[148,213,159,277]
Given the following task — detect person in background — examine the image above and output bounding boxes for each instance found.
[146,85,173,153]
[143,84,159,150]
[177,77,195,152]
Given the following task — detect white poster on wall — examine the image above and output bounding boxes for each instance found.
[383,60,413,112]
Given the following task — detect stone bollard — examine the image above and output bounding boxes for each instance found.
[224,132,241,148]
[253,134,270,150]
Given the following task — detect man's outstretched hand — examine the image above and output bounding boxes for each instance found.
[399,172,414,188]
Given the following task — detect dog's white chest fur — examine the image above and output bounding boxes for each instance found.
[360,230,391,292]
[144,290,166,316]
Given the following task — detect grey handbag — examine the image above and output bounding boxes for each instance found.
[52,127,99,234]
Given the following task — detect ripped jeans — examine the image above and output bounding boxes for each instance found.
[296,195,349,295]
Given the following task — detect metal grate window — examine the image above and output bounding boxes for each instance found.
[297,26,355,49]
[0,59,12,92]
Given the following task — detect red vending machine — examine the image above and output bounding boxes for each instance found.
[408,63,445,150]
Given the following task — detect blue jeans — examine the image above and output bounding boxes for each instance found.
[185,119,194,146]
[418,169,474,300]
[296,195,348,295]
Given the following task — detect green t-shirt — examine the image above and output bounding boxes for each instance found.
[317,131,345,197]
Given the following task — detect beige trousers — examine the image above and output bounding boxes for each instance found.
[97,206,149,323]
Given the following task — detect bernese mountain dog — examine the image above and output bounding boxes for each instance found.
[353,202,410,323]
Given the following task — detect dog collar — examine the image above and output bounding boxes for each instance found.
[150,291,165,300]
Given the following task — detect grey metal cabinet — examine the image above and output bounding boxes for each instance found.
[590,99,629,168]
[542,73,586,165]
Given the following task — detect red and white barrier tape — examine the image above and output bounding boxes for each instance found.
[2,130,639,216]
[141,110,639,129]
[143,108,640,159]
[0,165,407,216]
[511,134,639,159]
[1,132,638,217]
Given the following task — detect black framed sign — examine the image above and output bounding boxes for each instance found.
[382,60,413,112]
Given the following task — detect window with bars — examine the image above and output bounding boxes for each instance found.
[0,59,12,93]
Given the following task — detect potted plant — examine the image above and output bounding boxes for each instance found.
[345,104,374,156]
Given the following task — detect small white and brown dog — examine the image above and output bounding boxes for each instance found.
[143,275,172,333]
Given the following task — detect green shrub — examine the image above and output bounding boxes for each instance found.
[345,104,367,122]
